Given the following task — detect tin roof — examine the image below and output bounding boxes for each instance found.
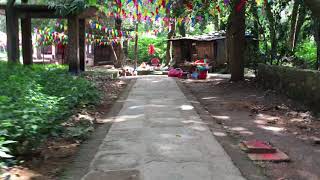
[169,32,226,42]
[169,32,256,42]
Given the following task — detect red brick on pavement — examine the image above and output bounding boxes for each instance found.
[240,140,277,154]
[247,150,290,162]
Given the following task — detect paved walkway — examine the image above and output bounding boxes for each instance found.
[82,76,246,180]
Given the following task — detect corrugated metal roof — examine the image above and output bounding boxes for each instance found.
[168,32,227,41]
[169,36,226,42]
[169,33,257,42]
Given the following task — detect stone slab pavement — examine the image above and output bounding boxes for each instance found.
[82,76,246,180]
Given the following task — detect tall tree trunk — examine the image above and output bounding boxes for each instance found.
[114,18,125,68]
[227,0,246,81]
[250,0,260,53]
[314,17,320,70]
[178,22,186,37]
[289,1,299,51]
[289,2,306,52]
[67,15,80,74]
[134,23,139,68]
[166,19,176,65]
[265,1,277,64]
[6,0,20,63]
[213,14,219,31]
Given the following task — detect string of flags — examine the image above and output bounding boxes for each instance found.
[34,0,270,47]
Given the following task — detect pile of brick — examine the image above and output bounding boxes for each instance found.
[240,140,290,162]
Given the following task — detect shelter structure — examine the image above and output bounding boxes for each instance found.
[169,33,257,68]
[94,45,117,66]
[0,0,97,73]
[169,34,226,67]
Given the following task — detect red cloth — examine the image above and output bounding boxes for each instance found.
[148,44,155,55]
[194,59,206,65]
[168,68,183,78]
[151,58,160,66]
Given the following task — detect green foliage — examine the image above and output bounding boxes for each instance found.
[127,36,167,64]
[0,62,100,160]
[295,40,317,68]
[48,0,93,16]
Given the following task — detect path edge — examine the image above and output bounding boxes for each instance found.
[61,78,137,180]
[175,79,268,180]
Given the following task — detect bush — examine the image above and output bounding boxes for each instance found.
[0,62,100,160]
[295,40,317,69]
[127,36,167,64]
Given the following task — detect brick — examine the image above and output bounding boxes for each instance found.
[247,150,290,162]
[240,140,276,154]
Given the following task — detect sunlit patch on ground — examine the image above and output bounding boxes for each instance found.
[179,105,194,111]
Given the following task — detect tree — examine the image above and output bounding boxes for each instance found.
[114,17,125,68]
[165,7,175,65]
[265,0,277,63]
[289,0,306,52]
[314,17,320,70]
[249,0,260,56]
[227,0,246,81]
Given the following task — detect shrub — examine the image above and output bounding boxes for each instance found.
[127,36,167,64]
[295,40,317,69]
[0,62,100,160]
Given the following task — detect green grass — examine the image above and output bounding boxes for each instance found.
[0,62,100,164]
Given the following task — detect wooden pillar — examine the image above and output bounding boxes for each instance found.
[21,17,33,65]
[67,15,80,74]
[79,19,86,72]
[6,1,20,63]
[134,23,139,68]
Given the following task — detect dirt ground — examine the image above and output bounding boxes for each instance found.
[1,72,130,180]
[180,74,320,180]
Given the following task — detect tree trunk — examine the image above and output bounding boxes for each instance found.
[227,0,246,81]
[250,0,260,52]
[289,1,299,51]
[134,23,139,68]
[213,14,219,31]
[178,22,186,37]
[166,15,176,65]
[314,17,320,70]
[265,1,277,64]
[114,18,125,68]
[6,0,20,63]
[79,19,86,71]
[67,15,80,74]
[21,17,33,65]
[289,2,306,52]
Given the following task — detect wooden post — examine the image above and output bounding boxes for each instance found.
[21,17,33,65]
[67,15,80,74]
[134,23,139,68]
[79,19,86,71]
[6,0,20,63]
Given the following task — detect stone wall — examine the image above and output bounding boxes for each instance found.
[257,64,320,111]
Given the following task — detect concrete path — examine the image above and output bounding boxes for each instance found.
[82,76,246,180]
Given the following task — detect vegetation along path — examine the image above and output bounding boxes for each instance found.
[78,76,246,180]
